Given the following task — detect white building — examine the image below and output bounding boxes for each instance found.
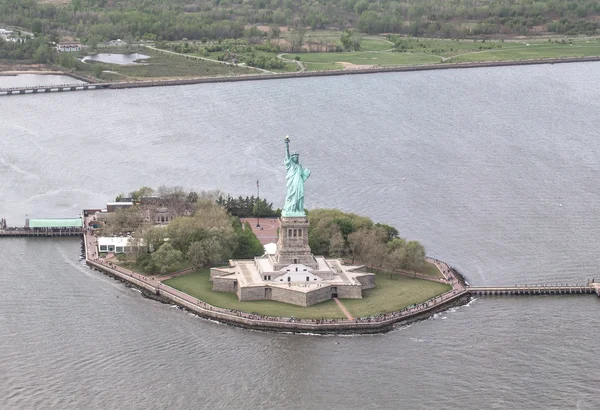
[57,42,82,52]
[98,237,139,254]
[0,29,13,39]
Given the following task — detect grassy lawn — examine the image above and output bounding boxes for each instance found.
[360,38,393,51]
[421,261,444,279]
[163,268,450,319]
[78,48,254,81]
[138,37,600,80]
[164,269,346,319]
[343,273,450,318]
[446,42,600,62]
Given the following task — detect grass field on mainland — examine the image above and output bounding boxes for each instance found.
[163,268,450,319]
[77,47,253,81]
[69,36,600,81]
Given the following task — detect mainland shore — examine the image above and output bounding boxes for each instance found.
[3,55,600,92]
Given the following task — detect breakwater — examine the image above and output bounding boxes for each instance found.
[3,55,600,97]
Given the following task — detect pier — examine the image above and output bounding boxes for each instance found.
[0,217,83,237]
[0,83,109,96]
[467,284,597,296]
[0,228,82,237]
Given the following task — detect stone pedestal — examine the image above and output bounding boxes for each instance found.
[273,216,318,270]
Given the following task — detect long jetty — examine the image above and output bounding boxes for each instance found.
[468,284,598,296]
[3,55,600,97]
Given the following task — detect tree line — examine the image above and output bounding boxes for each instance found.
[2,0,600,47]
[108,200,264,274]
[102,186,428,275]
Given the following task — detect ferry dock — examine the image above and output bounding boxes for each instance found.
[0,217,83,237]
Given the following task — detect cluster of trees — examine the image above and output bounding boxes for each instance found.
[3,0,600,45]
[216,195,278,218]
[308,209,426,273]
[340,29,362,51]
[391,36,501,54]
[104,186,426,274]
[0,36,55,62]
[114,200,264,274]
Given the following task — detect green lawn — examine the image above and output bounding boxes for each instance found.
[360,38,394,51]
[343,274,450,318]
[446,42,600,62]
[78,48,254,81]
[421,261,444,279]
[163,269,346,319]
[163,268,450,319]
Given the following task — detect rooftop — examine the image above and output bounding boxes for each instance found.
[27,218,82,228]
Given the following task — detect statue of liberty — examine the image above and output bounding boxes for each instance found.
[283,136,311,217]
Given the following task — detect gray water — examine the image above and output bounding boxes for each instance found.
[81,53,149,65]
[1,63,600,409]
[0,74,87,88]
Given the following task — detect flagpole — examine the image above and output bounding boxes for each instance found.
[256,180,261,228]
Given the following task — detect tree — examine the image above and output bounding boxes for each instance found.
[268,25,281,39]
[328,227,346,257]
[289,26,305,53]
[340,29,361,51]
[130,186,154,202]
[188,191,199,203]
[87,35,101,51]
[143,226,168,252]
[234,221,264,258]
[33,45,52,64]
[92,64,103,78]
[157,185,188,216]
[104,207,143,235]
[151,243,182,274]
[187,237,226,269]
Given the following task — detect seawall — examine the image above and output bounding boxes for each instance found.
[84,258,469,334]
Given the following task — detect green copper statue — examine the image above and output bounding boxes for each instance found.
[283,136,311,217]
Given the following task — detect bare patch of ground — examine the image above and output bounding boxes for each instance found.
[38,0,70,4]
[0,63,55,72]
[337,61,376,70]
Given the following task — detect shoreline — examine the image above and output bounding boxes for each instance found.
[82,221,470,334]
[3,55,600,92]
[87,258,471,334]
[104,55,600,90]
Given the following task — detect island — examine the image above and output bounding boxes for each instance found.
[80,136,469,333]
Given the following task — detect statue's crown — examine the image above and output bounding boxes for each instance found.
[291,152,299,157]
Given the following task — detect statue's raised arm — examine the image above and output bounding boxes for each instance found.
[284,135,291,160]
[282,136,310,217]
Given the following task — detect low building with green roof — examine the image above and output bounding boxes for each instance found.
[26,218,82,229]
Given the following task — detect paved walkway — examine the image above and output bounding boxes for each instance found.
[240,217,279,245]
[333,297,354,320]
